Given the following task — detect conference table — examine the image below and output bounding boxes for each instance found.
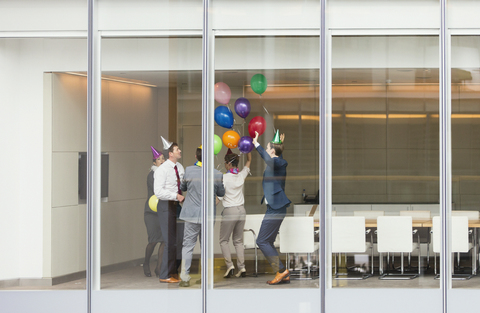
[315,218,480,228]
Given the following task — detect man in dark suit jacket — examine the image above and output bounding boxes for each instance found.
[252,130,291,285]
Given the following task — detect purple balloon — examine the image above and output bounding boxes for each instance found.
[234,97,251,119]
[238,136,254,154]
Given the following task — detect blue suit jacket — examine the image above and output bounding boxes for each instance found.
[256,145,291,210]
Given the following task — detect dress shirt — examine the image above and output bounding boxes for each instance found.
[154,159,185,201]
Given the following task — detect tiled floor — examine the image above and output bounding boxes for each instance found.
[2,258,480,290]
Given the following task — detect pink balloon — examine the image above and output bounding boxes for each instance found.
[215,82,231,105]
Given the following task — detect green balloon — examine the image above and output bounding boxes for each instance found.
[250,74,267,95]
[214,134,222,155]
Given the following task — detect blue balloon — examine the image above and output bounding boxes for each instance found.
[214,105,234,129]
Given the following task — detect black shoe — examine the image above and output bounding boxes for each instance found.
[143,264,152,277]
[179,280,190,287]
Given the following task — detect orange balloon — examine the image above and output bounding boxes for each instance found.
[222,130,240,149]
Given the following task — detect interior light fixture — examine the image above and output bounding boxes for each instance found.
[64,72,157,87]
[274,114,321,121]
[431,114,480,118]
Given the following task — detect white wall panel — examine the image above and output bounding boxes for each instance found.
[329,0,439,30]
[0,39,86,280]
[212,0,320,30]
[449,0,480,29]
[51,205,83,277]
[52,152,79,208]
[0,0,87,32]
[98,0,203,31]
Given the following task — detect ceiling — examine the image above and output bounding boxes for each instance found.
[99,67,476,88]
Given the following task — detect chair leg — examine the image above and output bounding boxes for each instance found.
[379,252,418,280]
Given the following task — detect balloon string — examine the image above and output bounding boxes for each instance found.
[263,106,270,116]
[215,155,221,171]
[262,105,275,131]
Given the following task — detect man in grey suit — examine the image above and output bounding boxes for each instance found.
[179,145,225,287]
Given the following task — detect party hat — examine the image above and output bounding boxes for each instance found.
[161,136,173,150]
[198,145,202,149]
[151,146,162,159]
[226,148,233,155]
[270,130,282,144]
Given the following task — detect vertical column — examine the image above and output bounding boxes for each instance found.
[319,0,327,312]
[87,0,101,312]
[439,0,451,312]
[201,1,213,313]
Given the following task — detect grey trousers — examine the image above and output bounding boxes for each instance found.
[180,221,201,282]
[219,206,246,270]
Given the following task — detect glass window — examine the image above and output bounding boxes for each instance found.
[99,37,203,293]
[209,1,321,311]
[331,36,440,289]
[0,38,88,293]
[212,38,320,291]
[451,35,480,288]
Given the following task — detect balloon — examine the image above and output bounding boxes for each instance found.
[214,105,234,129]
[234,97,251,119]
[148,195,158,212]
[222,130,240,149]
[238,136,254,154]
[248,116,266,138]
[214,82,232,104]
[214,134,222,155]
[250,74,267,95]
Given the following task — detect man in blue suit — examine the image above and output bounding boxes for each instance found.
[252,130,291,285]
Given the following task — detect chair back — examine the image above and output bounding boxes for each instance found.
[400,210,431,219]
[243,214,265,249]
[452,210,480,220]
[354,210,384,218]
[377,216,413,253]
[332,216,366,253]
[432,216,469,253]
[279,217,314,253]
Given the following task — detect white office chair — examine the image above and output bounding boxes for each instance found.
[432,216,474,279]
[279,216,315,279]
[452,210,479,274]
[332,216,373,279]
[377,216,420,279]
[400,210,431,271]
[243,214,279,276]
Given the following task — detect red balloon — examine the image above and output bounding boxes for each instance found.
[248,116,266,138]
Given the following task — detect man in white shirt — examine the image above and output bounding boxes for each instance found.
[154,142,185,283]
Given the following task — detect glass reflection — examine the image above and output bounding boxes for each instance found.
[331,36,439,288]
[99,37,203,289]
[0,38,87,291]
[212,37,320,289]
[451,35,480,288]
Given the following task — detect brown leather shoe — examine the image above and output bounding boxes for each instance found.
[171,274,179,280]
[266,269,290,285]
[159,277,180,283]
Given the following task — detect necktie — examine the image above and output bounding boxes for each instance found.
[174,165,182,195]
